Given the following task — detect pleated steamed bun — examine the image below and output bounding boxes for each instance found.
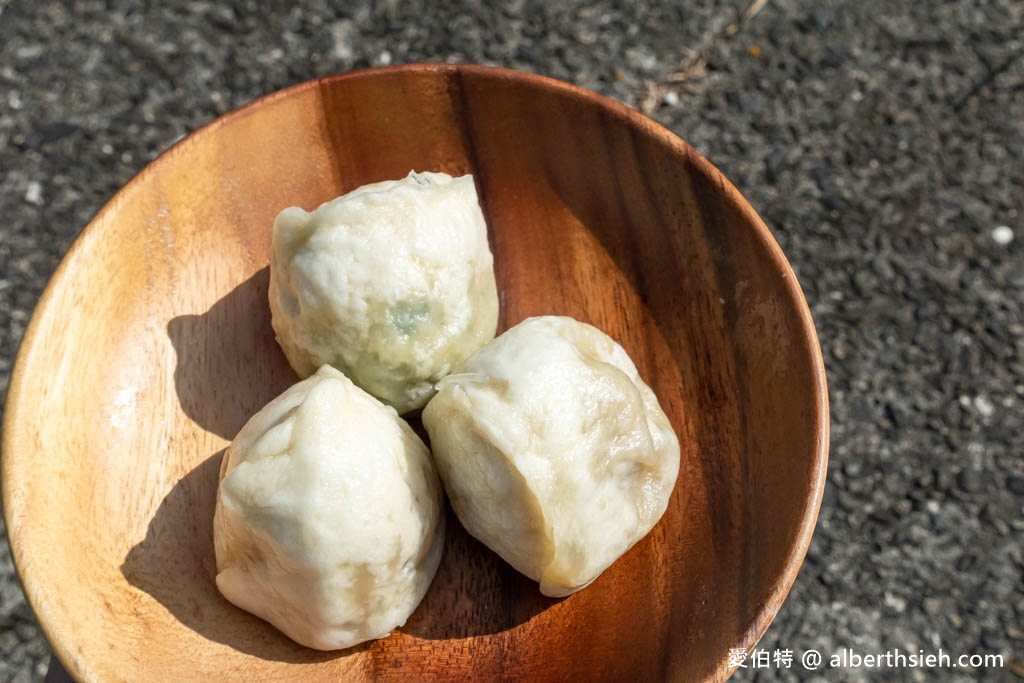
[422,316,680,597]
[269,171,499,414]
[213,365,445,650]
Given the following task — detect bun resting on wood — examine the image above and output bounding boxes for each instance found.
[269,171,499,414]
[422,316,680,597]
[214,365,445,650]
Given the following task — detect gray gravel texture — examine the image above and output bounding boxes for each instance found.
[1,1,1022,681]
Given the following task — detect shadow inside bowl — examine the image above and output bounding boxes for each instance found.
[166,267,297,441]
[400,413,560,638]
[400,495,559,640]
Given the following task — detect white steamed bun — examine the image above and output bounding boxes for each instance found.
[422,316,679,597]
[213,364,445,650]
[269,171,499,413]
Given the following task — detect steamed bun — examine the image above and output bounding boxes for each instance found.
[269,171,499,414]
[422,316,679,597]
[213,365,445,650]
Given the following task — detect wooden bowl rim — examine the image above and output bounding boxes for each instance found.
[2,63,829,682]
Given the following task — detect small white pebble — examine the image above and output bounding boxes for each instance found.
[330,20,355,62]
[24,181,43,206]
[637,53,658,71]
[991,225,1014,245]
[377,50,392,66]
[663,90,679,107]
[884,591,907,613]
[974,395,995,418]
[101,143,114,154]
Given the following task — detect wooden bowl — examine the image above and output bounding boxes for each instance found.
[2,64,828,682]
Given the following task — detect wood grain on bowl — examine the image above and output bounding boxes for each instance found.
[2,64,828,682]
